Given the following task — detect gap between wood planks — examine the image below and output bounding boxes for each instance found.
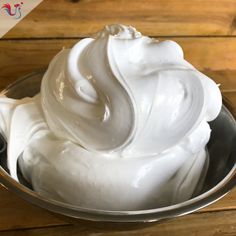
[2,35,236,40]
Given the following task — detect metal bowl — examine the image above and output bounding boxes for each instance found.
[0,70,236,223]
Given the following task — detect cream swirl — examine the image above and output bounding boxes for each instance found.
[41,24,221,155]
[0,24,222,210]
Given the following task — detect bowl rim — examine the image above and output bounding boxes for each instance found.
[0,71,236,222]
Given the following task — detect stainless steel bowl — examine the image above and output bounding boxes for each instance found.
[0,70,236,223]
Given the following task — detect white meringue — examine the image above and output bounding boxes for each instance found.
[0,24,222,210]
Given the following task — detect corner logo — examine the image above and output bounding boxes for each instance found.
[1,2,24,19]
[0,0,43,38]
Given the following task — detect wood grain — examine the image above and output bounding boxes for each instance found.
[3,0,236,38]
[1,210,236,236]
[1,38,236,91]
[0,187,66,231]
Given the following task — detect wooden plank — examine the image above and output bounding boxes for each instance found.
[1,210,236,236]
[0,187,234,232]
[1,38,236,91]
[3,0,236,38]
[0,186,67,231]
[174,37,236,72]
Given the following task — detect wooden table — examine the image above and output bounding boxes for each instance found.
[1,0,236,235]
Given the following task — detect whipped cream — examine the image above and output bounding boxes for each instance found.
[0,24,222,210]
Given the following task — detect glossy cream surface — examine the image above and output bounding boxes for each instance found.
[0,25,222,210]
